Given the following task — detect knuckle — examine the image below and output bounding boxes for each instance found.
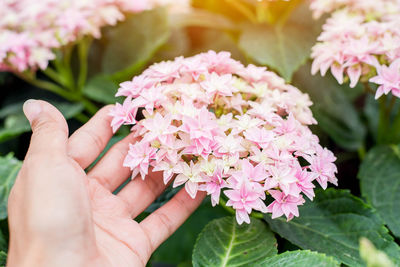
[155,211,174,236]
[83,129,105,153]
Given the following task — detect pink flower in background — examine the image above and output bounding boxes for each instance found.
[370,59,400,99]
[310,0,400,98]
[111,51,337,223]
[0,0,191,72]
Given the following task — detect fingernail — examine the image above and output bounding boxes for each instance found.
[23,99,41,124]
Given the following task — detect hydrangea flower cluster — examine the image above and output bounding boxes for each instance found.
[310,0,399,19]
[310,0,400,99]
[110,51,338,224]
[0,0,189,72]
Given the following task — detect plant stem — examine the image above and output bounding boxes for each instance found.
[42,67,68,87]
[16,72,98,115]
[357,144,366,160]
[219,198,235,216]
[250,211,264,220]
[363,82,375,95]
[77,37,92,91]
[16,73,79,101]
[377,95,388,144]
[388,106,400,142]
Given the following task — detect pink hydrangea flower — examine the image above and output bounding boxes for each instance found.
[0,0,191,72]
[111,51,338,224]
[310,0,400,98]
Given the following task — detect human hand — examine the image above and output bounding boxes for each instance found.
[7,100,205,267]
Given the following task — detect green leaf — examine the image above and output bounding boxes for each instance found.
[151,202,228,265]
[292,63,366,151]
[360,238,395,267]
[83,75,119,104]
[238,23,313,81]
[0,154,22,220]
[358,145,400,238]
[192,216,277,267]
[0,224,7,252]
[259,250,339,267]
[102,8,170,82]
[0,251,6,267]
[264,189,400,266]
[0,101,83,143]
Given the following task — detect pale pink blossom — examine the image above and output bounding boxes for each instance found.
[266,190,305,221]
[123,141,157,180]
[200,166,227,206]
[173,161,203,199]
[264,165,299,197]
[225,182,267,225]
[109,98,137,133]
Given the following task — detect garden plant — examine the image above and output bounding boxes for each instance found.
[0,0,400,266]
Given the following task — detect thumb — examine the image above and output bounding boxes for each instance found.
[23,100,69,157]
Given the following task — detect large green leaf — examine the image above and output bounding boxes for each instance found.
[102,8,170,82]
[264,189,400,266]
[258,250,339,267]
[238,4,318,81]
[0,154,22,220]
[192,216,277,267]
[292,63,366,151]
[358,145,400,238]
[151,202,228,265]
[0,101,83,143]
[239,23,314,81]
[83,75,119,104]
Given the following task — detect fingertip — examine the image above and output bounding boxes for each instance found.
[23,99,41,125]
[24,100,69,156]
